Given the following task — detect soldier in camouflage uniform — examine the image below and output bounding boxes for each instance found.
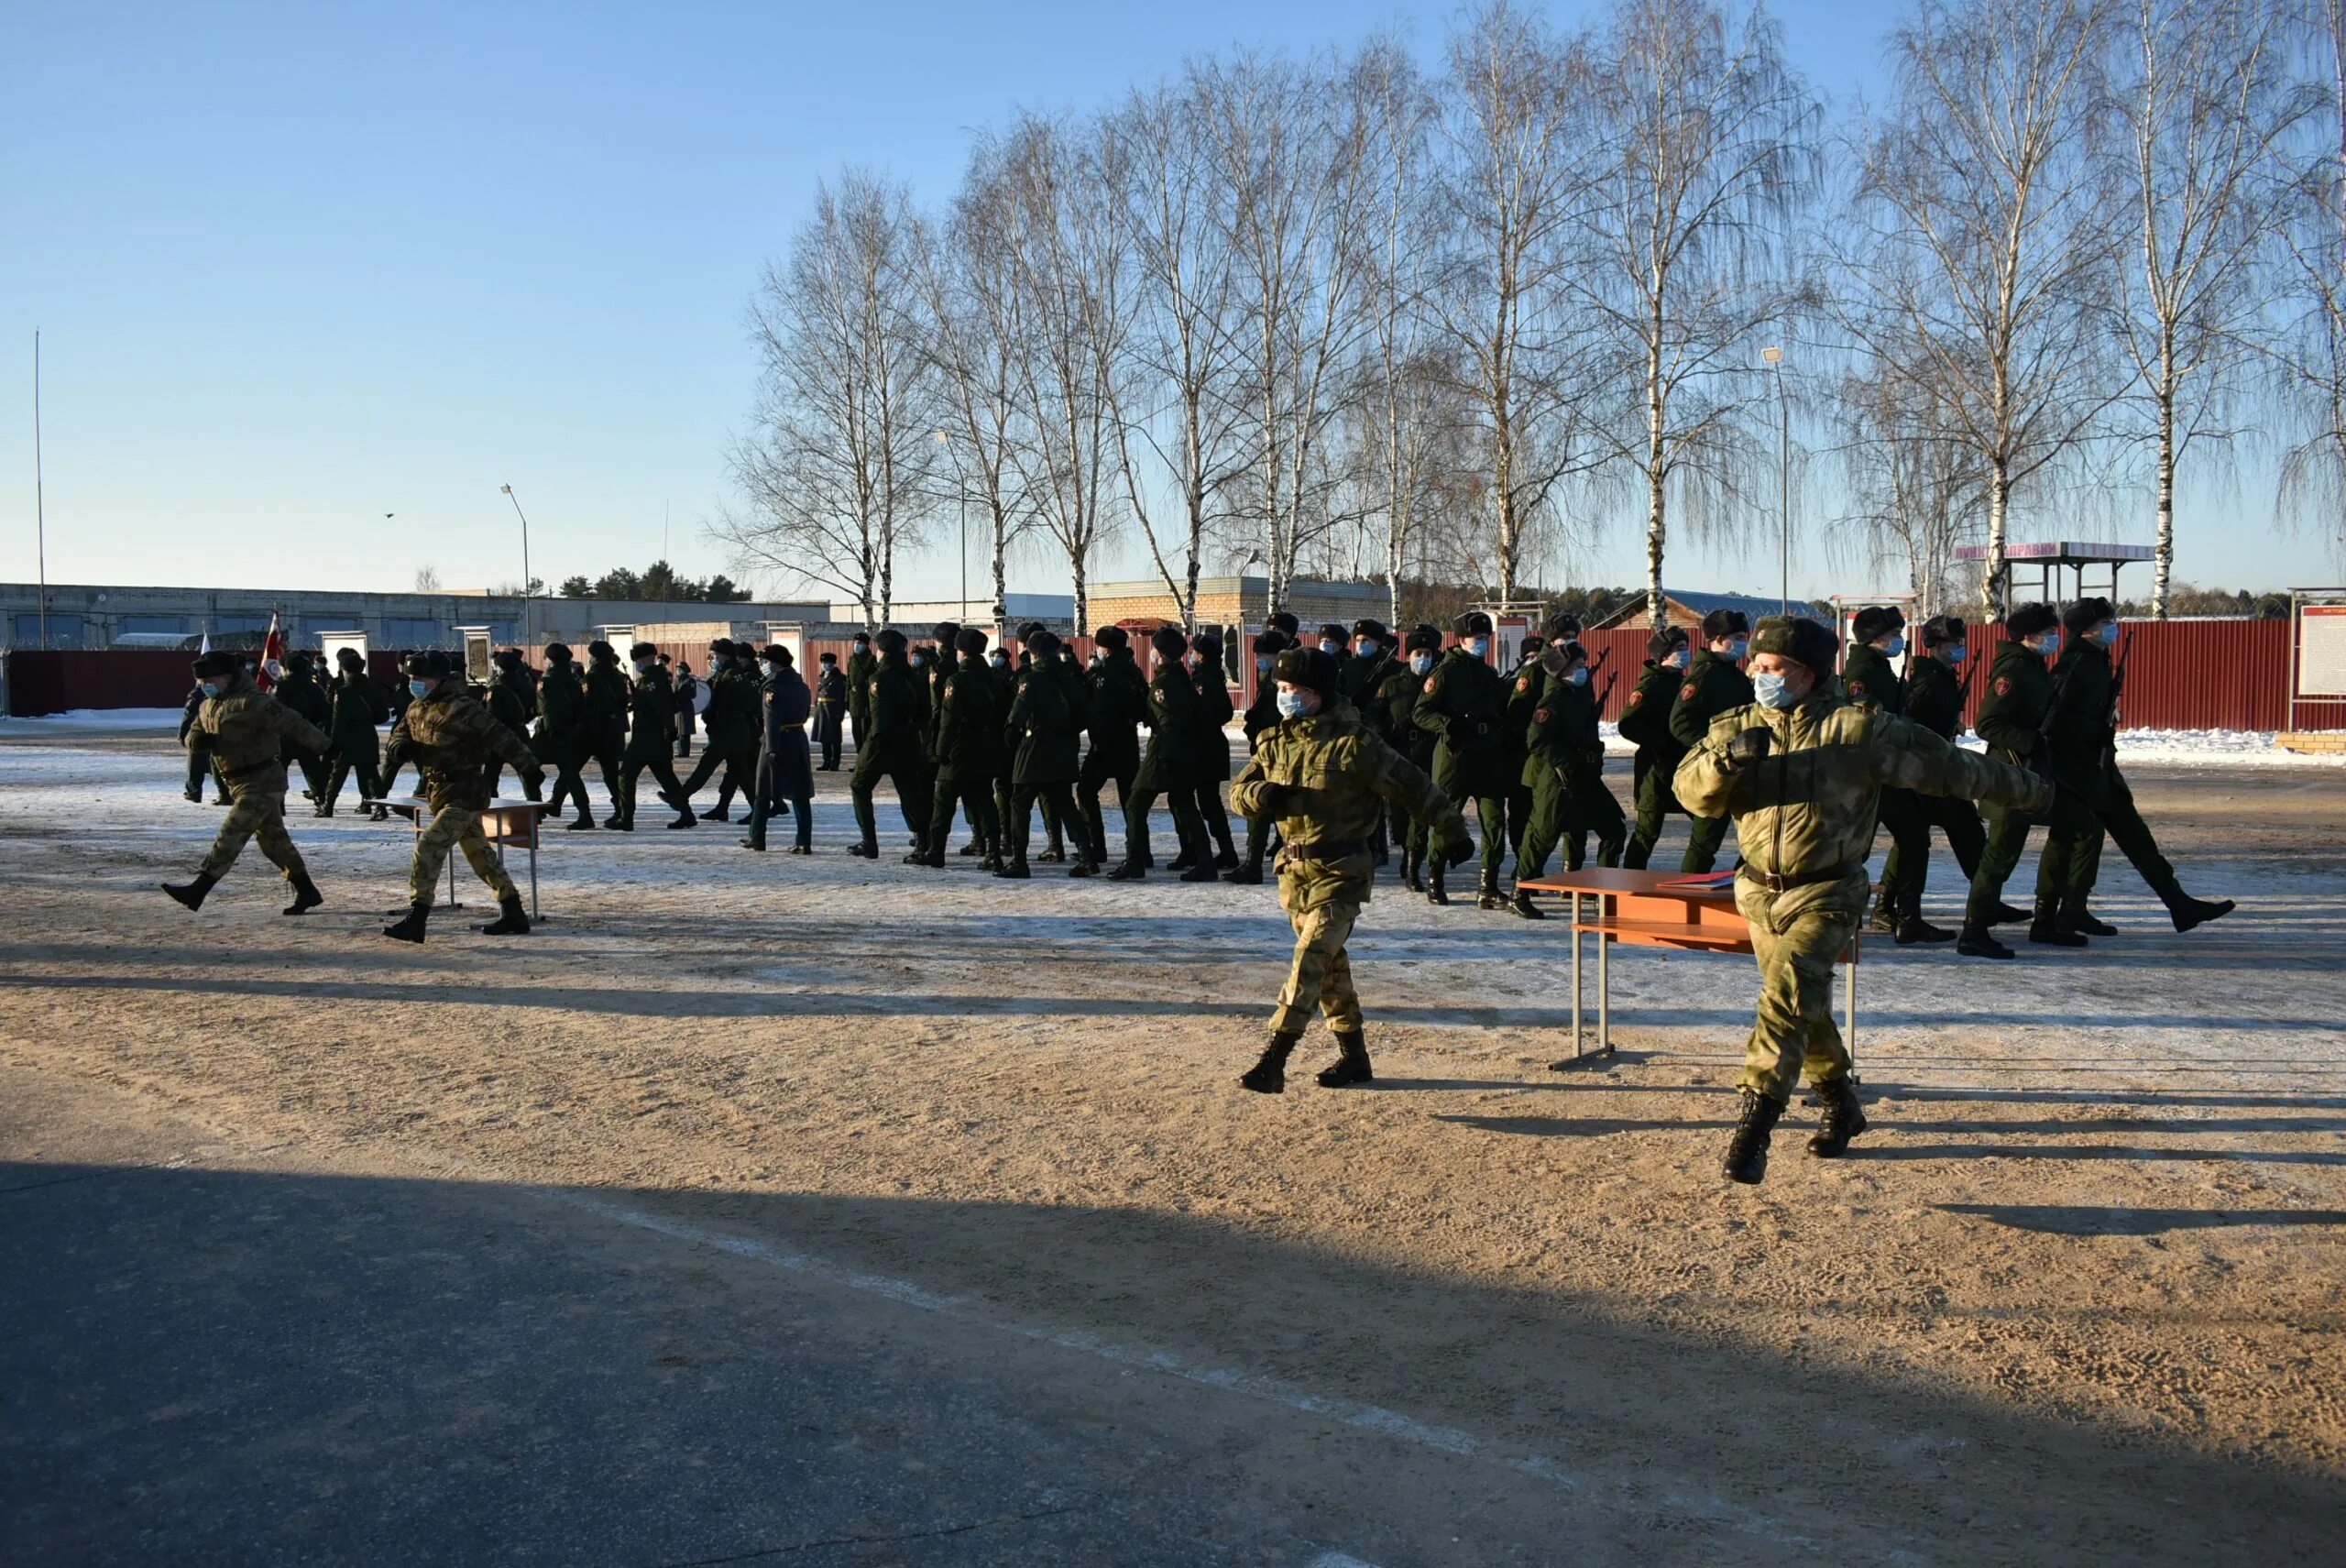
[849,629,934,859]
[317,646,389,817]
[1667,609,1753,872]
[1618,626,1691,869]
[380,652,544,941]
[1233,647,1474,1093]
[1676,617,2051,1184]
[1226,630,1290,885]
[165,650,333,915]
[1412,610,1510,907]
[1110,626,1211,881]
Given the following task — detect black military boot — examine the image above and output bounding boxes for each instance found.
[1240,1031,1301,1094]
[2166,892,2235,933]
[904,844,946,868]
[665,807,696,829]
[477,894,532,935]
[703,803,730,824]
[1721,1090,1787,1185]
[1990,900,2032,926]
[565,812,597,830]
[1806,1077,1869,1158]
[849,834,878,858]
[1893,892,1954,946]
[1068,856,1099,878]
[382,902,431,943]
[2068,899,2118,937]
[740,832,767,851]
[995,853,1030,879]
[606,812,632,831]
[1867,884,1898,936]
[1104,858,1146,881]
[162,872,220,911]
[1400,846,1424,894]
[1957,923,2016,959]
[1426,858,1450,906]
[1507,884,1546,920]
[958,837,983,857]
[312,800,334,818]
[280,873,324,917]
[1037,827,1067,863]
[182,784,203,804]
[1178,854,1219,883]
[1222,854,1264,885]
[1475,869,1504,911]
[2029,894,2088,947]
[1316,1031,1374,1088]
[1167,844,1197,872]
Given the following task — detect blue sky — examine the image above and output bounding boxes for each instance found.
[1,0,2330,605]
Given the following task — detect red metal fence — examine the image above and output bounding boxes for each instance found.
[8,619,2336,729]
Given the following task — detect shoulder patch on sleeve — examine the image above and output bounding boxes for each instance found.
[1680,683,1699,704]
[1423,677,1439,694]
[1994,676,2012,697]
[1847,679,1866,697]
[1514,675,1531,694]
[1627,689,1644,707]
[1532,707,1551,725]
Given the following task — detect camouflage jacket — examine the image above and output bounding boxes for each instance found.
[1232,702,1472,911]
[386,683,540,809]
[1674,691,2048,891]
[190,671,331,775]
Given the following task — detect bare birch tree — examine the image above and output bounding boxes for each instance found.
[719,171,936,628]
[2273,0,2346,568]
[1584,0,1824,630]
[1832,345,1988,615]
[2108,0,2316,617]
[1851,0,2123,619]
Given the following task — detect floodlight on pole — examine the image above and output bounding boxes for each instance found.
[500,484,532,647]
[1762,346,1788,615]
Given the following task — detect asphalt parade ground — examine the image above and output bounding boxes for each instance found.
[4,724,2344,1564]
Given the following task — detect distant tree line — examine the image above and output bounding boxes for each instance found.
[721,0,2346,630]
[554,562,751,603]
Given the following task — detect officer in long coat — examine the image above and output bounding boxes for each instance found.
[812,652,848,770]
[614,642,694,831]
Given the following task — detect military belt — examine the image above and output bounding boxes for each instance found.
[1291,838,1370,862]
[219,759,282,785]
[1736,863,1858,894]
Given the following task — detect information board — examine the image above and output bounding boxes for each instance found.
[2302,604,2346,696]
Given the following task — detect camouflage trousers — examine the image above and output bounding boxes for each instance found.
[411,804,519,907]
[198,768,308,883]
[1267,881,1365,1037]
[1734,871,1864,1102]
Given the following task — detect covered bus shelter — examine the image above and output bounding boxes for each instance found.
[1954,541,2154,609]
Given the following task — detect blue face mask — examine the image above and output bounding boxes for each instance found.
[1947,645,1968,664]
[1276,689,1315,720]
[1255,655,1273,673]
[2034,632,2061,656]
[1409,653,1433,674]
[1318,639,1342,655]
[409,679,432,699]
[1464,637,1490,658]
[1752,672,1798,709]
[1566,667,1590,686]
[1883,635,1906,658]
[199,680,223,699]
[1663,650,1689,669]
[1725,639,1749,661]
[2095,620,2121,646]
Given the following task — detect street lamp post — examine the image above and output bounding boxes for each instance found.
[1763,345,1788,615]
[934,431,967,623]
[499,485,532,647]
[33,330,48,650]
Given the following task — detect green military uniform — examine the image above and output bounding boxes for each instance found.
[1666,649,1753,871]
[535,654,593,824]
[1960,637,2093,930]
[383,680,542,910]
[1234,651,1288,880]
[1839,639,1936,934]
[1001,647,1081,872]
[320,662,388,813]
[1077,642,1149,871]
[273,661,334,804]
[2041,631,2205,924]
[617,661,693,828]
[850,646,934,855]
[1117,649,1206,873]
[923,649,1005,865]
[681,653,762,817]
[1376,654,1434,882]
[1412,645,1509,895]
[1188,658,1237,869]
[1676,668,2047,1109]
[1513,659,1624,892]
[186,670,330,889]
[845,643,877,751]
[1887,651,1989,899]
[1502,655,1540,861]
[583,653,630,815]
[482,669,533,798]
[1618,659,1688,869]
[989,655,1025,855]
[1231,679,1472,1083]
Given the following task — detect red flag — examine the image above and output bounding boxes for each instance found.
[257,614,284,692]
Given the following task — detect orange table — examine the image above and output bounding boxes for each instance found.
[1513,868,1860,1069]
[365,795,561,916]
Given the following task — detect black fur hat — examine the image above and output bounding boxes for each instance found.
[335,645,367,669]
[762,644,794,664]
[2062,596,2117,635]
[630,641,658,662]
[1700,608,1750,643]
[1151,625,1189,662]
[403,650,455,679]
[1749,615,1837,675]
[1266,610,1300,636]
[1920,615,1967,649]
[955,626,989,657]
[932,621,961,646]
[2004,602,2059,639]
[1851,605,1907,644]
[1541,611,1582,642]
[1253,630,1288,656]
[1451,609,1493,637]
[192,650,237,678]
[1029,630,1061,656]
[1352,618,1388,643]
[1094,624,1129,651]
[1318,622,1349,643]
[1647,626,1690,660]
[586,639,616,661]
[873,628,908,654]
[1272,644,1339,699]
[1405,623,1442,653]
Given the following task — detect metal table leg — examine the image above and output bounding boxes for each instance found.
[1571,890,1584,1061]
[1597,902,1612,1055]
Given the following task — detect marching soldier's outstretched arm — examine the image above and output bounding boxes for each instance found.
[1366,735,1472,847]
[1871,713,2048,814]
[1671,714,1753,820]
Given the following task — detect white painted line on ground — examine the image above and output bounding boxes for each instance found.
[551,1189,1815,1551]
